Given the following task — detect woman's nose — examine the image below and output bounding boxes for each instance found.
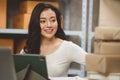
[46,21,51,27]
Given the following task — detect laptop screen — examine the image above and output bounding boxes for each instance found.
[0,47,17,80]
[13,54,49,80]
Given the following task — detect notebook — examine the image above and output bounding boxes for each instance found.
[13,54,49,80]
[0,47,17,80]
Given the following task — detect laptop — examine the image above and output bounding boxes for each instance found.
[0,47,17,80]
[13,54,49,80]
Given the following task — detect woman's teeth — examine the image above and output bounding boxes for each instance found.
[45,29,53,33]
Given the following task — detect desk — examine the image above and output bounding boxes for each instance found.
[49,76,87,80]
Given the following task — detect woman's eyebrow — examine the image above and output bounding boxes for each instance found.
[40,16,56,19]
[50,16,56,19]
[40,17,46,19]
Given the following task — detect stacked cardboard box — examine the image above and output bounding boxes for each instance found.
[19,1,59,14]
[13,1,59,29]
[0,39,14,53]
[86,0,120,79]
[99,0,120,27]
[0,0,15,53]
[13,14,31,29]
[0,0,7,28]
[94,27,120,55]
[86,27,120,80]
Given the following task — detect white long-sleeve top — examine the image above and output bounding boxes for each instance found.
[20,40,87,77]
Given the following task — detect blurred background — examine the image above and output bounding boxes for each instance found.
[0,0,120,79]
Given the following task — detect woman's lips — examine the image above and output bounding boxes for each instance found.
[44,29,53,33]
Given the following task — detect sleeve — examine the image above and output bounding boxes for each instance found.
[68,42,88,65]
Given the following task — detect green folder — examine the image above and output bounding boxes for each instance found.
[13,54,49,80]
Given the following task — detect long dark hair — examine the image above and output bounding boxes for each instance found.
[24,3,66,54]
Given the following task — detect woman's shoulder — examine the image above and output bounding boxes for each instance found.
[63,40,87,54]
[63,40,80,48]
[63,40,77,45]
[63,40,73,44]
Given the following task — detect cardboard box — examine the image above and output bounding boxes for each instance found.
[0,39,14,53]
[19,1,59,13]
[13,14,31,29]
[94,40,120,55]
[95,27,120,40]
[86,54,120,73]
[0,0,7,28]
[99,0,120,26]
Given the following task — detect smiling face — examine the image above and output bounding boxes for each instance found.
[40,8,58,40]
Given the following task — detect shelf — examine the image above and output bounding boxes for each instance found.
[0,28,82,40]
[0,29,28,39]
[0,29,27,34]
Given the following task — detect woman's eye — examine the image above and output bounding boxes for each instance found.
[40,20,46,24]
[51,19,56,23]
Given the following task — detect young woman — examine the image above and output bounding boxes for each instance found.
[20,3,87,77]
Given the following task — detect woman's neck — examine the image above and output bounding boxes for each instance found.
[40,37,63,55]
[41,37,58,46]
